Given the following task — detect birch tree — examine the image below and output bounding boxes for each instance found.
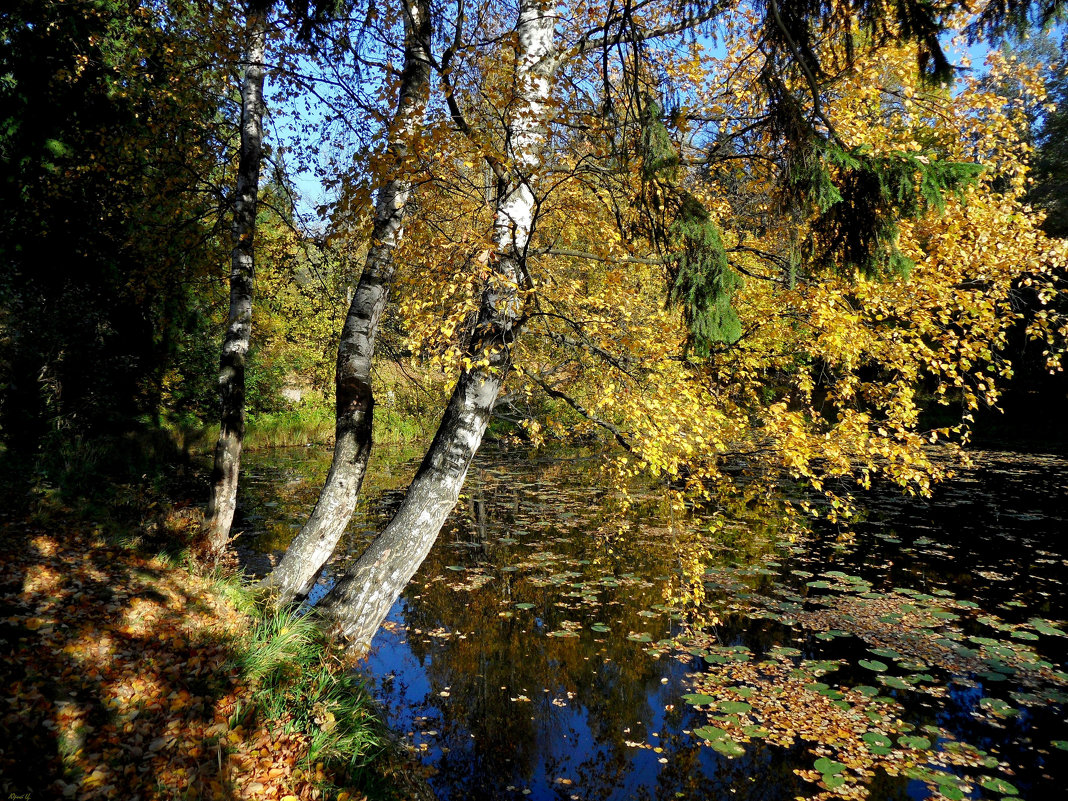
[203,0,272,556]
[316,0,559,649]
[263,0,1066,649]
[263,0,434,601]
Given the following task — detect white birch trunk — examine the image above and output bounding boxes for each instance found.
[204,4,269,556]
[319,0,558,651]
[262,0,433,601]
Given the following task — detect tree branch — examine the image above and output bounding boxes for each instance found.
[523,370,634,452]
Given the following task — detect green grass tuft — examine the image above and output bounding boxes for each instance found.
[233,604,385,776]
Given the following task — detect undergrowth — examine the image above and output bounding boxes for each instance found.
[226,597,386,780]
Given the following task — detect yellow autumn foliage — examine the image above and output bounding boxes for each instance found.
[355,3,1066,514]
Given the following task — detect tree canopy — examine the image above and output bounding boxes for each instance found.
[1,0,1065,556]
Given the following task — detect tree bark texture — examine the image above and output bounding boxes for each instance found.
[263,0,433,601]
[318,0,557,651]
[204,5,269,556]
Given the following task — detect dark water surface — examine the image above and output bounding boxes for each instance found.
[237,446,1068,801]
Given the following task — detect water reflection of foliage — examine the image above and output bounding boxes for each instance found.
[356,450,791,798]
[238,447,422,553]
[239,447,1068,800]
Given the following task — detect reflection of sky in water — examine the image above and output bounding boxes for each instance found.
[239,447,1068,801]
[363,598,727,801]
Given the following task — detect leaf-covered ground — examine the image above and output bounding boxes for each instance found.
[0,513,370,801]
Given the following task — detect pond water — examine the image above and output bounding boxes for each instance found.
[237,445,1068,801]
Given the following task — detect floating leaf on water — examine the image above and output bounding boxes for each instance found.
[979,697,1018,717]
[806,659,841,675]
[854,685,880,697]
[899,735,932,749]
[770,646,802,658]
[590,623,610,633]
[980,778,1019,795]
[858,659,888,673]
[814,757,846,775]
[878,676,912,690]
[862,732,892,748]
[807,580,833,589]
[718,701,752,714]
[1028,618,1066,637]
[869,647,903,660]
[515,603,535,610]
[682,693,716,706]
[709,738,746,758]
[1051,740,1068,751]
[823,774,847,790]
[693,725,728,741]
[445,565,466,571]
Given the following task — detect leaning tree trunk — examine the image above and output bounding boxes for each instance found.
[204,4,269,556]
[318,0,558,651]
[262,0,433,602]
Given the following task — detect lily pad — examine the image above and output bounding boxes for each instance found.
[814,757,846,775]
[979,697,1018,717]
[858,659,888,673]
[980,777,1019,795]
[718,701,753,714]
[869,647,903,659]
[692,725,728,741]
[863,732,892,748]
[878,675,912,690]
[899,735,932,749]
[709,738,746,757]
[682,693,716,706]
[1029,618,1066,637]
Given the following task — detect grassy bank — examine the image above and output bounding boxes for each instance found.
[166,403,435,455]
[0,499,412,800]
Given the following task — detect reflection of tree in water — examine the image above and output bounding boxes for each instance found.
[392,455,715,798]
[245,447,811,798]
